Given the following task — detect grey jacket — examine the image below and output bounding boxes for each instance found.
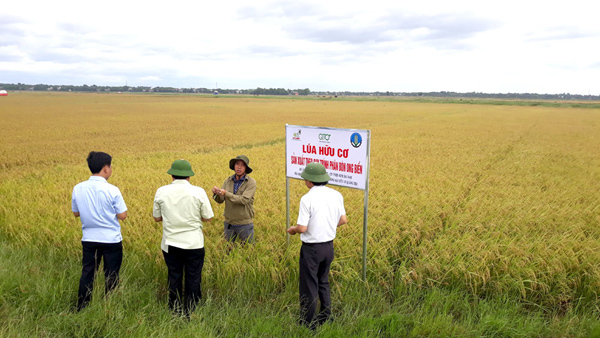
[213,175,256,225]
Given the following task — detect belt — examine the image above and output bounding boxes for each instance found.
[301,240,333,246]
[227,223,251,229]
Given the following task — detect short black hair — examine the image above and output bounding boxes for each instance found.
[311,181,328,186]
[171,175,189,180]
[87,151,112,174]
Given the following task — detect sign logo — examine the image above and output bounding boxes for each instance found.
[318,133,331,142]
[292,129,301,141]
[350,133,362,148]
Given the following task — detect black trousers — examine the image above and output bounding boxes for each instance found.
[162,246,205,315]
[77,241,123,310]
[299,241,334,327]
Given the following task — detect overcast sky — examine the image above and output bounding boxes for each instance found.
[2,0,599,94]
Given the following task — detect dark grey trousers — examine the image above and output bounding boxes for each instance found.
[299,240,334,328]
[224,222,254,244]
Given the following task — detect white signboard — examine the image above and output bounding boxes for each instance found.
[286,125,370,190]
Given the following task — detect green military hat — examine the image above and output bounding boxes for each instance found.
[300,162,330,183]
[167,159,195,177]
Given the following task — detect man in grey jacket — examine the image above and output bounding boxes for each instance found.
[212,155,257,245]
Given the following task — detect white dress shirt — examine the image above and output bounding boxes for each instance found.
[72,176,127,243]
[297,185,346,243]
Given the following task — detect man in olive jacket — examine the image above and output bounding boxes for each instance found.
[212,155,257,244]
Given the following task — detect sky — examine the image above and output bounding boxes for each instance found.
[1,0,599,94]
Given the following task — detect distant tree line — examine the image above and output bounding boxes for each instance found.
[1,82,598,100]
[0,83,213,93]
[311,90,600,101]
[0,83,312,96]
[249,87,311,95]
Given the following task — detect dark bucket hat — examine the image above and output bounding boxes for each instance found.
[167,159,195,177]
[229,155,253,174]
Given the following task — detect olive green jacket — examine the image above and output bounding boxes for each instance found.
[213,175,256,225]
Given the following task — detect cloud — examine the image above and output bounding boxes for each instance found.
[236,2,496,49]
[0,13,24,25]
[139,76,161,82]
[245,45,302,57]
[0,17,29,47]
[236,2,320,21]
[526,27,597,42]
[0,51,22,62]
[56,22,96,36]
[0,0,598,94]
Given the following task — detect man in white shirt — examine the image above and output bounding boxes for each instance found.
[72,151,128,311]
[153,159,214,317]
[287,162,347,329]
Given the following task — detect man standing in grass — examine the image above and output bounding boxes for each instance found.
[287,162,347,329]
[153,159,214,317]
[72,151,128,311]
[212,155,257,245]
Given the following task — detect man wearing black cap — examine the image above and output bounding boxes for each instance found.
[287,162,347,329]
[153,159,214,317]
[212,155,257,245]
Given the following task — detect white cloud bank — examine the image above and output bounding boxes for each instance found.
[1,0,599,94]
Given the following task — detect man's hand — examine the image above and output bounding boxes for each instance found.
[287,225,307,235]
[117,211,127,221]
[212,186,226,196]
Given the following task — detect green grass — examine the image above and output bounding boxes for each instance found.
[5,238,600,337]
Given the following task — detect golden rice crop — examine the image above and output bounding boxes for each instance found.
[1,92,599,313]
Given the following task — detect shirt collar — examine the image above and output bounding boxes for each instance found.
[171,179,191,185]
[88,176,107,182]
[231,174,247,181]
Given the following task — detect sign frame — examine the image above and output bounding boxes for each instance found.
[285,124,371,281]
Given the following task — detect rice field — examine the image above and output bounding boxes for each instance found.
[1,92,600,336]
